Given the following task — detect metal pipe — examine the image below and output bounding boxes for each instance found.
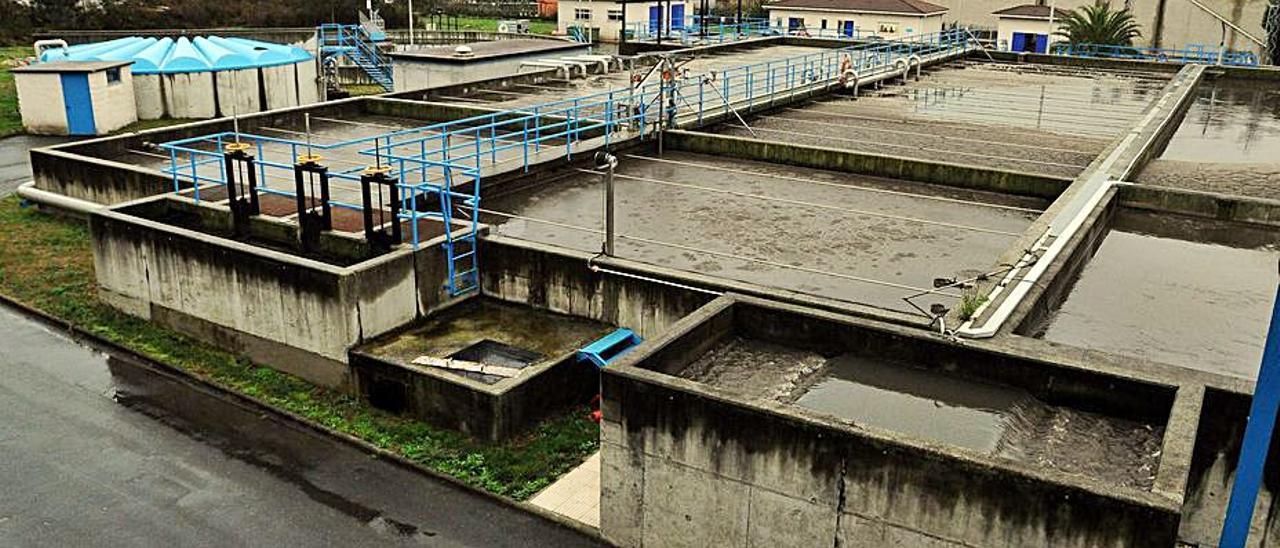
[16,181,104,214]
[596,151,619,256]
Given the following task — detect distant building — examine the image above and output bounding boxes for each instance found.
[763,0,948,38]
[557,0,692,42]
[993,4,1071,53]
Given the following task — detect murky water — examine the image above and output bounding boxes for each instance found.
[367,298,612,383]
[794,354,1162,489]
[1037,211,1279,379]
[1161,79,1280,163]
[679,335,1162,489]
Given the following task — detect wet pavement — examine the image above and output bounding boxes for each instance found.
[0,135,74,196]
[0,305,601,547]
[1031,210,1279,380]
[485,151,1043,315]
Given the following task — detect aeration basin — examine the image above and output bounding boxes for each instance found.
[351,297,614,440]
[601,294,1179,547]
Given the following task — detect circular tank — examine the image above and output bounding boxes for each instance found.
[40,36,318,120]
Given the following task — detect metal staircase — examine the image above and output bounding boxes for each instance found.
[318,23,394,92]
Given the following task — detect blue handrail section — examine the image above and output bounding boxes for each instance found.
[1051,42,1258,67]
[157,30,973,295]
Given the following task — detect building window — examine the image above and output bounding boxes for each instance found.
[106,67,121,85]
[878,22,898,34]
[607,9,623,21]
[821,19,828,29]
[575,8,591,21]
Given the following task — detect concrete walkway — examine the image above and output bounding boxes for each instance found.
[531,450,602,528]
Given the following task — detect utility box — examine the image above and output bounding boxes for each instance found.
[497,19,530,34]
[12,60,138,136]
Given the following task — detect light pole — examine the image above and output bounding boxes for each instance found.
[408,0,415,45]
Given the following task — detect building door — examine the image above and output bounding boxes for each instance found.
[842,20,855,37]
[59,73,97,136]
[649,5,661,33]
[1034,34,1048,53]
[671,4,684,30]
[1011,32,1026,52]
[788,17,804,31]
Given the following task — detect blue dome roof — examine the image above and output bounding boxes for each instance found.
[39,35,312,74]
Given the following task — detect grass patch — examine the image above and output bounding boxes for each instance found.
[0,46,34,138]
[0,195,598,500]
[957,290,988,321]
[434,17,558,35]
[341,84,389,97]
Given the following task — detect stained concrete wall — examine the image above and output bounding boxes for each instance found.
[215,68,262,117]
[480,237,714,340]
[602,295,1183,547]
[164,72,217,119]
[88,66,138,134]
[261,64,299,111]
[14,71,65,135]
[391,43,591,92]
[133,74,165,120]
[89,197,420,389]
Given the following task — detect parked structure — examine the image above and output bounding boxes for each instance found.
[993,3,1069,53]
[12,60,137,135]
[558,0,692,42]
[764,0,948,38]
[36,36,320,120]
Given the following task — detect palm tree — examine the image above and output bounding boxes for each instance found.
[1054,1,1142,46]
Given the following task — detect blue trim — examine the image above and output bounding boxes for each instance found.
[1221,277,1280,547]
[60,73,97,136]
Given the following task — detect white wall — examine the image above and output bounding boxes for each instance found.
[765,9,945,37]
[15,72,65,135]
[88,66,138,133]
[995,17,1059,51]
[558,0,690,42]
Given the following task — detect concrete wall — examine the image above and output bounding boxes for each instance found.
[90,197,421,389]
[602,295,1182,547]
[261,64,300,111]
[296,61,321,105]
[765,9,945,37]
[133,74,165,120]
[480,237,714,339]
[14,71,65,135]
[215,68,262,117]
[350,320,599,441]
[666,130,1071,199]
[391,43,591,92]
[164,72,217,119]
[89,66,138,133]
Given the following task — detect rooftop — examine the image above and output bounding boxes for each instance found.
[37,35,312,74]
[992,4,1073,18]
[764,0,948,15]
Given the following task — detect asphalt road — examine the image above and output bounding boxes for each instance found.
[0,135,70,196]
[0,155,600,546]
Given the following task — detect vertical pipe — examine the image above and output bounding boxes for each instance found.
[604,162,616,256]
[1220,264,1280,548]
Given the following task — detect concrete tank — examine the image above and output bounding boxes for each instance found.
[40,35,320,120]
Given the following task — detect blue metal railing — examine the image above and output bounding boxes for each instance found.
[1051,42,1259,67]
[158,30,974,295]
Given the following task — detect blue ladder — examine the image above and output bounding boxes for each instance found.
[436,167,480,297]
[318,23,394,92]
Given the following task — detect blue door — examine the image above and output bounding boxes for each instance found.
[60,73,96,136]
[842,21,855,37]
[671,4,685,30]
[1034,34,1048,53]
[788,17,804,31]
[649,5,661,33]
[1010,32,1027,52]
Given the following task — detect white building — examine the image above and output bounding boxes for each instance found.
[12,61,138,136]
[993,4,1071,53]
[558,0,692,42]
[764,0,948,38]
